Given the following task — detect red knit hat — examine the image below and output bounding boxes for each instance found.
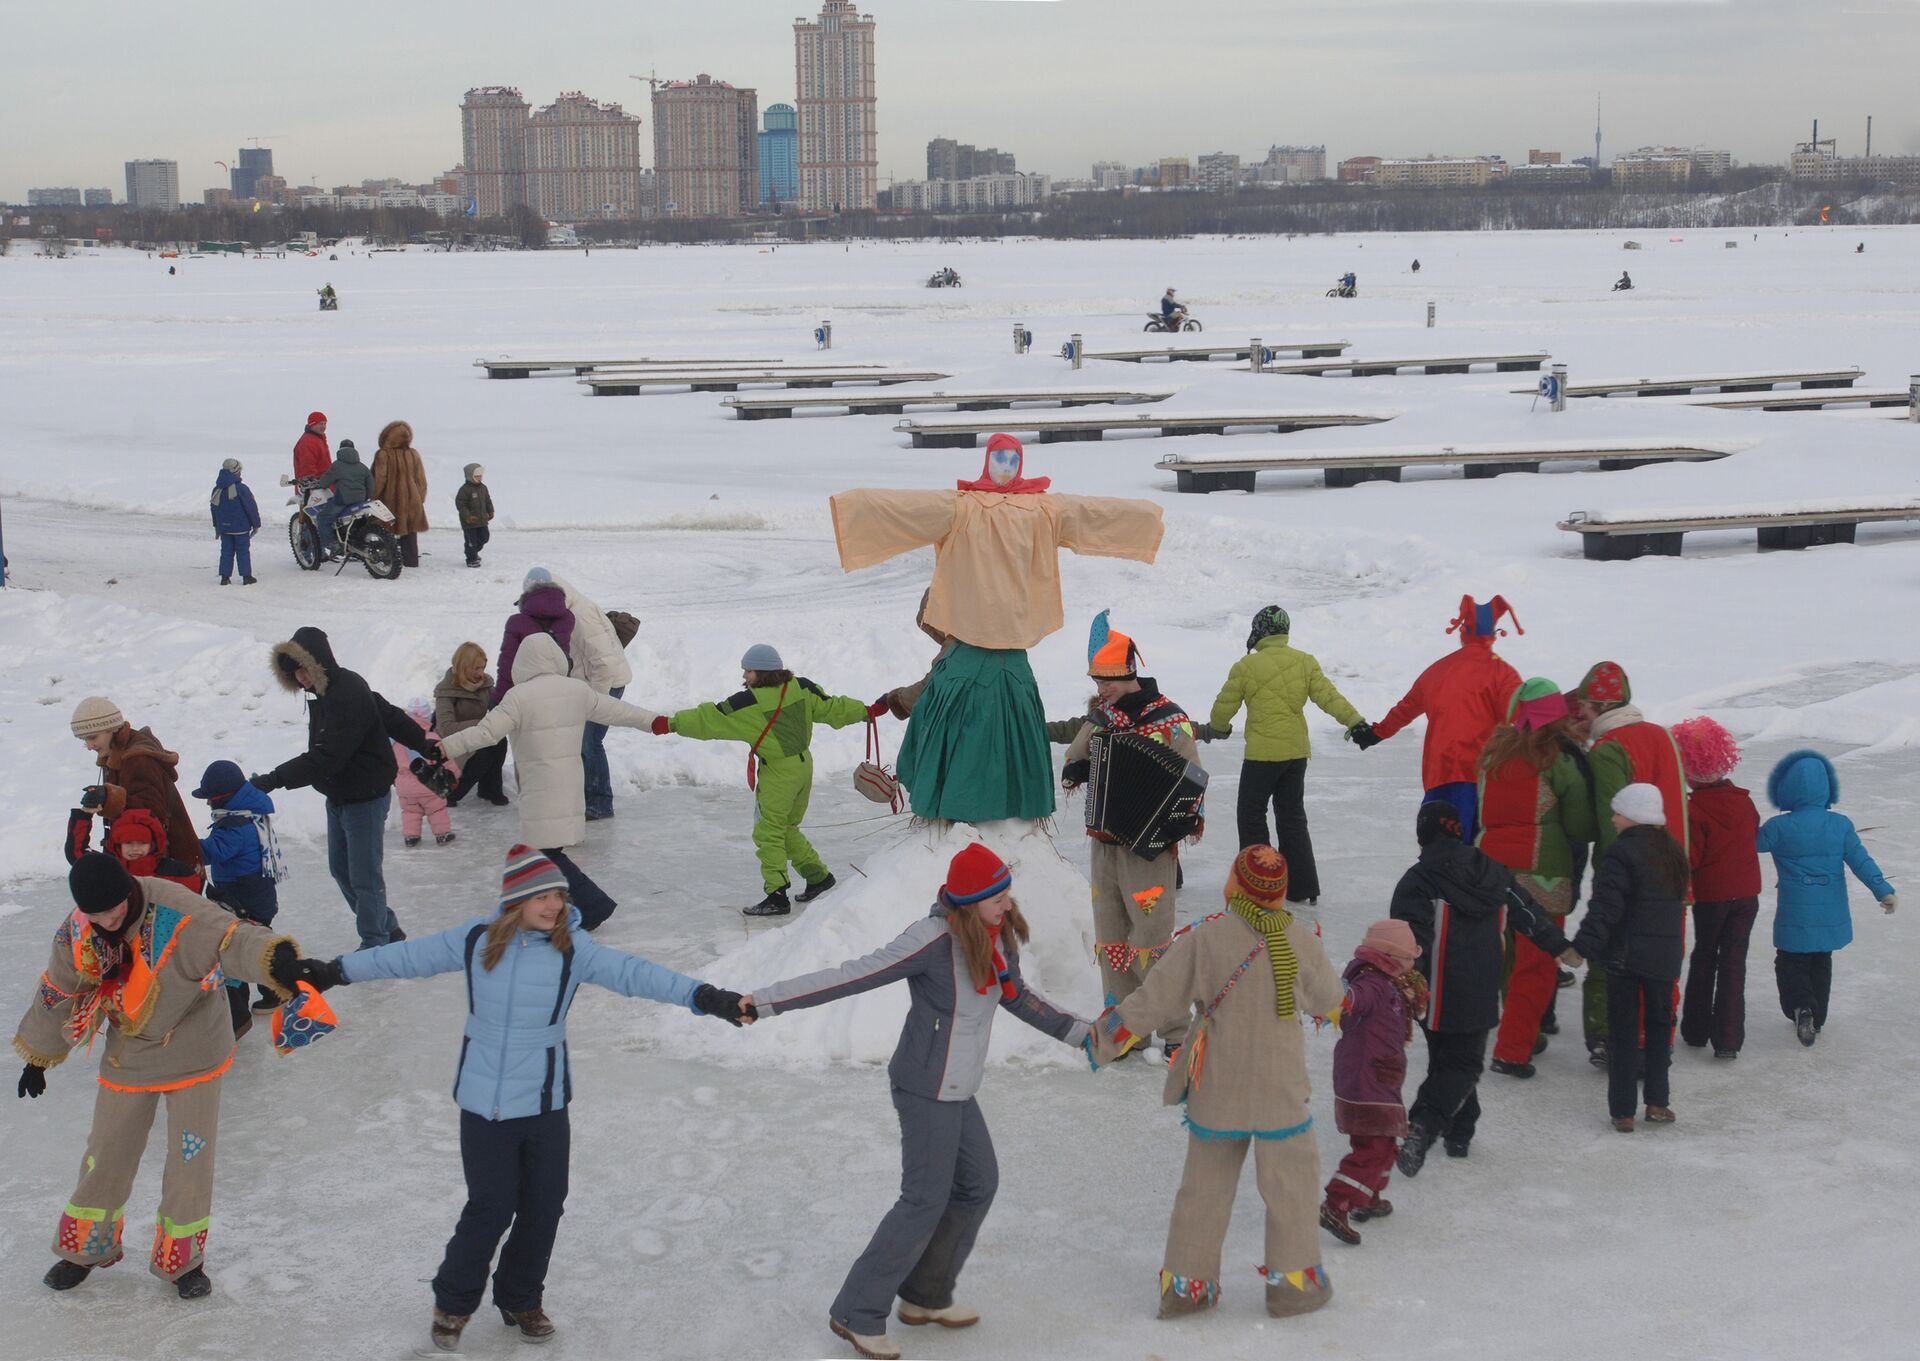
[945,844,1012,905]
[106,808,168,857]
[1577,661,1630,707]
[1227,845,1289,906]
[307,411,327,426]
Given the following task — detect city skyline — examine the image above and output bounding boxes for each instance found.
[3,0,1916,201]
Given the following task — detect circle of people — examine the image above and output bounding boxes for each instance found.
[15,582,1896,1361]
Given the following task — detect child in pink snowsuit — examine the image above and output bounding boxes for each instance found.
[395,698,459,847]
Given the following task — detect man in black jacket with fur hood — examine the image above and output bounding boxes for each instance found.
[1390,800,1570,1174]
[252,626,439,948]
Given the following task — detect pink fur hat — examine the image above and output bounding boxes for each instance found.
[1671,715,1741,783]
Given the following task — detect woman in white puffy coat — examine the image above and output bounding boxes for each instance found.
[549,574,635,821]
[438,633,657,929]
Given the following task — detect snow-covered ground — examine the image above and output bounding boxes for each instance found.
[1,231,1913,1360]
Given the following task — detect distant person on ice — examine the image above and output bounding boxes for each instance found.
[1161,286,1181,320]
[456,463,494,568]
[1756,749,1896,1047]
[1615,271,1633,291]
[208,457,260,585]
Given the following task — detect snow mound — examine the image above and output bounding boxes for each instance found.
[645,820,1106,1070]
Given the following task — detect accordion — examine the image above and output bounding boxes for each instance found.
[1085,730,1207,861]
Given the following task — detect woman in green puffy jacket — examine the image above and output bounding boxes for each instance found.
[652,643,878,918]
[1207,607,1369,903]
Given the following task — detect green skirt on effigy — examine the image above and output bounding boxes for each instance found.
[896,642,1056,823]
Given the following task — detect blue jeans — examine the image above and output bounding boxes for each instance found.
[581,685,623,817]
[217,533,253,579]
[311,497,362,554]
[327,792,397,947]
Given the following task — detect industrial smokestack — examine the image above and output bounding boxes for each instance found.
[1866,115,1872,159]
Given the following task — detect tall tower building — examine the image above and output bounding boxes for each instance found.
[231,146,274,199]
[759,104,799,206]
[652,75,759,218]
[793,0,877,213]
[527,92,646,219]
[124,159,179,210]
[461,87,530,217]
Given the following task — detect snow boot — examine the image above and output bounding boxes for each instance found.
[43,1260,93,1291]
[500,1306,556,1342]
[242,575,257,585]
[1645,1105,1676,1125]
[390,922,408,942]
[828,1317,901,1359]
[481,793,510,807]
[743,887,791,918]
[175,1267,211,1300]
[1443,1135,1470,1159]
[1539,1013,1560,1036]
[1558,968,1576,989]
[1490,1058,1534,1078]
[1587,1039,1609,1070]
[1351,1194,1393,1222]
[1613,1117,1636,1134]
[897,1302,979,1328]
[421,1309,469,1355]
[1795,1008,1818,1047]
[252,986,281,1014]
[220,577,231,586]
[405,836,421,848]
[1319,1199,1361,1245]
[585,809,613,821]
[436,832,456,846]
[796,873,837,903]
[1713,1048,1738,1060]
[1396,1121,1436,1178]
[232,1011,253,1042]
[1533,1033,1549,1056]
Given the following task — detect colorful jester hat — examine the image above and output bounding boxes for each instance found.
[1087,609,1141,679]
[1447,593,1523,643]
[1507,676,1569,732]
[957,433,1051,494]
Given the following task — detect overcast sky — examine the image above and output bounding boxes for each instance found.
[4,0,1915,198]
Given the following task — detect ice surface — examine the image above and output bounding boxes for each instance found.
[1,230,1915,1360]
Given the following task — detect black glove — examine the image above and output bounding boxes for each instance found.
[18,1063,46,1099]
[1194,721,1228,742]
[692,983,748,1028]
[1061,758,1090,788]
[1346,722,1382,751]
[249,770,279,794]
[268,941,301,993]
[79,786,107,810]
[296,957,348,993]
[420,737,446,765]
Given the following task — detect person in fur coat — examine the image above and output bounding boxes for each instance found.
[370,420,429,569]
[1320,919,1427,1246]
[1092,845,1343,1324]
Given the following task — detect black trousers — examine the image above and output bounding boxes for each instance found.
[1235,758,1318,901]
[1775,949,1834,1027]
[1681,897,1758,1052]
[397,531,421,569]
[463,524,491,564]
[450,739,508,803]
[1408,1026,1488,1145]
[435,1108,570,1316]
[1607,969,1674,1120]
[543,847,616,932]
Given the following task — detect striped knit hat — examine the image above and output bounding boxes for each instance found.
[500,844,568,911]
[944,843,1012,905]
[1227,845,1289,906]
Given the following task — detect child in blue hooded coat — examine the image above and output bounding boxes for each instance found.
[287,845,749,1354]
[194,759,283,1017]
[1757,749,1896,1046]
[209,458,261,584]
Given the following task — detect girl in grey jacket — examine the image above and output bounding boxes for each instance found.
[747,843,1089,1361]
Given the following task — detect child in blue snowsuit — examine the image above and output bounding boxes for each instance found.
[1757,749,1897,1045]
[209,458,261,584]
[193,759,281,1016]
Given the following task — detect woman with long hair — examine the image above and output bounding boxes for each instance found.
[1475,678,1597,1077]
[289,845,748,1353]
[437,641,508,806]
[743,844,1089,1361]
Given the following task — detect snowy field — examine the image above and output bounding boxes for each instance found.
[1,230,1914,1360]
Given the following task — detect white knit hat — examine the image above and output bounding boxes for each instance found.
[1612,782,1666,827]
[70,696,125,738]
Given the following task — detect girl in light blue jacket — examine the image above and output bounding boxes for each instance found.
[293,844,748,1353]
[1757,750,1896,1046]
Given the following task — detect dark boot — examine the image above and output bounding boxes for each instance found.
[743,887,791,918]
[1396,1121,1436,1178]
[501,1305,557,1342]
[1533,1033,1549,1055]
[175,1266,212,1299]
[428,1308,470,1353]
[1490,1058,1535,1079]
[1443,1135,1470,1159]
[1351,1193,1393,1222]
[43,1261,92,1291]
[1319,1199,1361,1245]
[796,873,837,903]
[252,985,281,1014]
[1539,1013,1560,1036]
[1795,1008,1818,1046]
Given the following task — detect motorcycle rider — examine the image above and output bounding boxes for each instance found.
[311,439,373,560]
[1160,287,1183,322]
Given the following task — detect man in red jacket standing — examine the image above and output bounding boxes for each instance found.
[1353,596,1522,842]
[293,412,330,483]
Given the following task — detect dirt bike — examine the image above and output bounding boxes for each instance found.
[1327,280,1358,298]
[1144,310,1203,333]
[282,475,402,579]
[925,270,962,288]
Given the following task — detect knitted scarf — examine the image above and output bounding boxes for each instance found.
[1226,893,1297,1018]
[975,923,1017,1001]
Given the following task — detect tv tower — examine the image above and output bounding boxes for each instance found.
[1594,93,1603,168]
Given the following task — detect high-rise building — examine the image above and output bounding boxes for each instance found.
[231,146,274,199]
[652,74,759,218]
[1157,157,1192,187]
[527,92,646,219]
[794,1,878,212]
[84,187,113,207]
[461,87,530,217]
[124,159,180,209]
[1528,149,1562,166]
[1372,156,1508,188]
[1261,145,1326,181]
[926,138,1014,181]
[759,104,799,206]
[1091,160,1129,190]
[1196,153,1241,192]
[1611,149,1693,190]
[28,187,83,207]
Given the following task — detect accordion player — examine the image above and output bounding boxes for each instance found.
[1085,727,1208,860]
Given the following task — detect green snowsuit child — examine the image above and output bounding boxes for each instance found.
[656,644,874,917]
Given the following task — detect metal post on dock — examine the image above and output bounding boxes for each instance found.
[1070,333,1083,371]
[1427,301,1436,329]
[816,320,832,350]
[1013,324,1031,355]
[1250,338,1264,373]
[1551,363,1569,413]
[1910,374,1919,423]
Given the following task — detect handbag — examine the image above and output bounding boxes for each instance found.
[854,716,904,813]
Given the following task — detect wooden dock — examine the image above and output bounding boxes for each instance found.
[1158,439,1743,493]
[721,388,1175,420]
[1253,352,1550,377]
[1080,340,1350,364]
[1509,367,1863,398]
[1560,498,1920,560]
[477,357,787,378]
[584,369,951,396]
[894,408,1395,449]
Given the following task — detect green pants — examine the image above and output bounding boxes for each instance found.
[754,752,828,893]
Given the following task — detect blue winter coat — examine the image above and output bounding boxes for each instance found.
[209,469,261,536]
[337,906,703,1121]
[199,781,274,882]
[1757,749,1894,953]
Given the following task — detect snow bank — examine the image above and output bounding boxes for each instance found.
[646,820,1106,1070]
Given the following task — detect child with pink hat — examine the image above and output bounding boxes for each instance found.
[1670,717,1761,1057]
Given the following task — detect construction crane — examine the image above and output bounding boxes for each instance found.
[245,135,287,148]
